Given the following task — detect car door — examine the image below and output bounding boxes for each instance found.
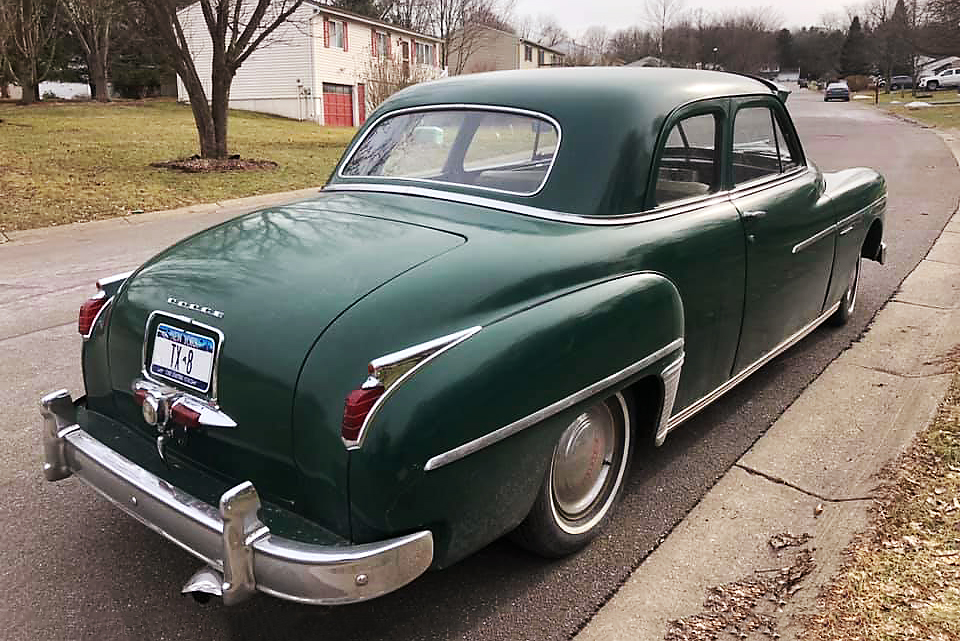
[728,97,835,373]
[945,69,959,88]
[639,102,748,414]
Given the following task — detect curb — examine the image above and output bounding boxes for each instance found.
[0,186,324,247]
[576,124,960,641]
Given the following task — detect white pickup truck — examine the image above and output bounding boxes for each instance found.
[920,68,960,91]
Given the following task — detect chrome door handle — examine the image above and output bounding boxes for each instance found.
[741,210,767,220]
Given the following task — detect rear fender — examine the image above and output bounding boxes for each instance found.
[348,272,684,566]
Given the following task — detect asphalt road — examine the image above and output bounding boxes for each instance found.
[2,90,958,641]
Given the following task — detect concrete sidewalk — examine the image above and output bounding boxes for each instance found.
[577,138,960,641]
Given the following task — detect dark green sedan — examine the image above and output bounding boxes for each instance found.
[42,68,887,606]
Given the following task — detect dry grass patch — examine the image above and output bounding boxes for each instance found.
[0,99,355,232]
[801,363,960,641]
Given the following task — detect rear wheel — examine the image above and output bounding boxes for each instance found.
[511,392,634,558]
[829,257,861,326]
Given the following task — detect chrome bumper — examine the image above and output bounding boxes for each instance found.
[41,390,433,605]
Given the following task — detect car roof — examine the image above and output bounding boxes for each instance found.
[335,68,781,218]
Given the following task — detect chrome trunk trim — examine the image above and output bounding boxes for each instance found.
[41,392,434,605]
[424,337,685,471]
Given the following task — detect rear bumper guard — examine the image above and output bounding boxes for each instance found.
[41,389,433,605]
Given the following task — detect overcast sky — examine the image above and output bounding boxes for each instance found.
[511,0,843,37]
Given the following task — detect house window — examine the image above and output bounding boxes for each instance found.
[415,42,434,65]
[524,45,532,62]
[376,32,389,57]
[329,20,345,49]
[537,50,544,66]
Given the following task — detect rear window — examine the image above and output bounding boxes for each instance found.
[339,109,560,195]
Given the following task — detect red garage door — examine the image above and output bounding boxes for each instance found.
[323,83,353,126]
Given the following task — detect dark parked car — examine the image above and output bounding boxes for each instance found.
[889,75,914,91]
[824,80,851,101]
[42,68,887,607]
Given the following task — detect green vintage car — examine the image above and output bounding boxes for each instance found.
[42,68,887,606]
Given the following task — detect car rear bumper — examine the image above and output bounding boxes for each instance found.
[40,389,433,605]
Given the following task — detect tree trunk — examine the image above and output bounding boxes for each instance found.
[179,69,217,158]
[209,61,233,159]
[87,52,109,102]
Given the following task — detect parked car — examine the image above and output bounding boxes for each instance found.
[888,75,914,91]
[919,68,960,91]
[42,68,887,607]
[824,80,851,101]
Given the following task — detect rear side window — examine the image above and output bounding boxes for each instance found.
[340,109,560,195]
[653,113,720,207]
[732,106,800,185]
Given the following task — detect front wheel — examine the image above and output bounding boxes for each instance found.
[510,392,634,558]
[829,257,861,326]
[927,80,939,91]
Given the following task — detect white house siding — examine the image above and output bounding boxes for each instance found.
[176,3,317,121]
[176,2,442,126]
[312,15,442,125]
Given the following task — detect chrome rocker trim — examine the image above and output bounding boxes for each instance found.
[665,300,842,431]
[424,337,685,471]
[40,390,434,606]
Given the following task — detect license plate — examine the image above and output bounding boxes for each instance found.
[149,323,216,394]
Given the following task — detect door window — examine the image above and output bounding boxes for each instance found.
[653,112,719,207]
[732,106,799,185]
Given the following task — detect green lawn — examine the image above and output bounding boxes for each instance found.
[0,99,355,232]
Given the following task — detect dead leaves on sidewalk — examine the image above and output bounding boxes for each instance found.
[800,364,960,641]
[665,536,815,641]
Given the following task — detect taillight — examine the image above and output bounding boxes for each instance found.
[342,386,384,442]
[78,291,107,336]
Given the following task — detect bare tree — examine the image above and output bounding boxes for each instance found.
[576,25,608,65]
[1,0,62,104]
[530,15,567,47]
[920,0,960,57]
[644,0,685,65]
[62,0,120,101]
[143,0,305,159]
[361,51,432,109]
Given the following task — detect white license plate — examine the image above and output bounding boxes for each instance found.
[149,323,216,394]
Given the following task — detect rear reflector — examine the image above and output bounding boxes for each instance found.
[171,403,201,429]
[342,386,385,442]
[78,292,107,336]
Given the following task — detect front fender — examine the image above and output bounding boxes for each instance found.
[348,272,684,566]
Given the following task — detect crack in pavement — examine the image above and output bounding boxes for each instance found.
[0,321,74,344]
[853,363,953,379]
[734,463,878,503]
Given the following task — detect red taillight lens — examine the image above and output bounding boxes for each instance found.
[78,292,107,336]
[342,387,384,442]
[134,389,147,406]
[171,403,201,429]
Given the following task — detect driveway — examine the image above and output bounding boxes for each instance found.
[1,89,958,641]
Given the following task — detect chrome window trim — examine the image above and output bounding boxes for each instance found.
[141,310,226,403]
[345,326,483,449]
[423,337,684,471]
[336,104,563,197]
[666,300,841,430]
[728,165,810,199]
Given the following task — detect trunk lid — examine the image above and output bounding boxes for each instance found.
[105,203,464,530]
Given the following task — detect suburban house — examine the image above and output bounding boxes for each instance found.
[918,56,960,77]
[448,25,565,75]
[175,2,444,126]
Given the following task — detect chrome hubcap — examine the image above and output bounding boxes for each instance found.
[552,403,616,518]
